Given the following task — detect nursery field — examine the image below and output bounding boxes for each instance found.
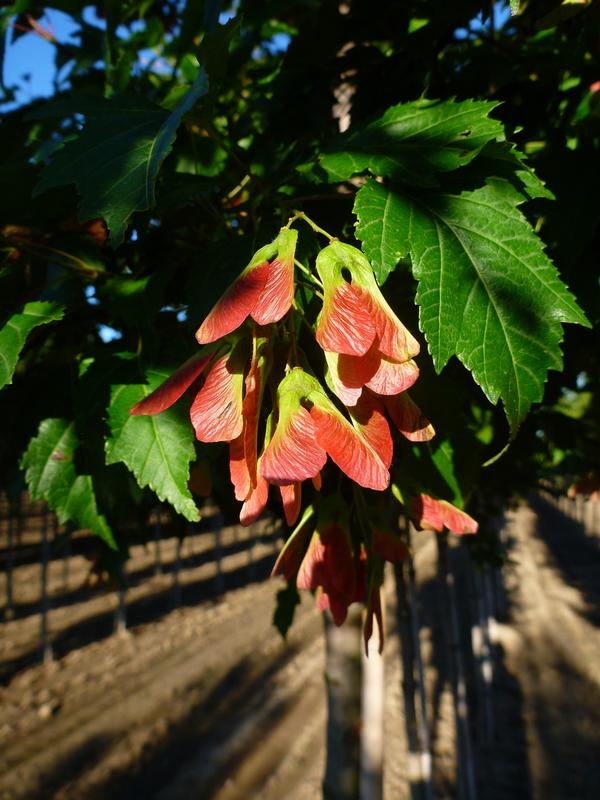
[1,497,600,800]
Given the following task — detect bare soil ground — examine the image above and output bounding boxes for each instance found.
[1,497,599,800]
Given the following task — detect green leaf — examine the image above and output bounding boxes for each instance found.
[105,369,200,521]
[186,235,253,330]
[20,418,116,548]
[354,140,555,283]
[0,301,64,390]
[429,440,463,506]
[354,178,589,433]
[34,69,209,246]
[459,140,555,201]
[273,581,301,639]
[320,98,504,187]
[354,178,408,283]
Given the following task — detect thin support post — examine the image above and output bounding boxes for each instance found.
[360,598,385,800]
[171,535,182,607]
[114,560,127,634]
[214,513,225,595]
[4,514,15,620]
[40,507,54,664]
[153,506,162,575]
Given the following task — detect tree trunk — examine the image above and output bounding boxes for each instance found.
[323,605,363,800]
[395,561,423,800]
[470,566,494,750]
[360,602,384,800]
[437,537,477,800]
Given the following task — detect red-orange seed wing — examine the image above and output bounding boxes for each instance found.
[190,353,244,442]
[195,261,270,344]
[325,346,380,406]
[261,407,327,485]
[310,406,389,491]
[229,434,251,501]
[316,283,377,357]
[349,392,393,469]
[297,532,326,590]
[412,494,478,534]
[372,528,408,563]
[279,482,302,527]
[364,294,420,363]
[251,258,294,325]
[130,352,214,416]
[239,469,269,526]
[365,357,419,396]
[385,393,435,442]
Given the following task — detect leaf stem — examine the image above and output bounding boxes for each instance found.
[1,236,108,278]
[294,258,324,290]
[287,313,299,367]
[285,211,336,241]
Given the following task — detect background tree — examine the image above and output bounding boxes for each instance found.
[0,7,598,787]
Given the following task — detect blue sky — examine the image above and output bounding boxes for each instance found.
[2,9,82,108]
[2,4,513,110]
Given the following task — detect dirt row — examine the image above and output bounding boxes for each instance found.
[1,497,599,799]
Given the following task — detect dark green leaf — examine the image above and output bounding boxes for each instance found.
[273,581,301,639]
[34,69,209,246]
[20,418,116,548]
[354,178,589,433]
[186,235,253,330]
[321,98,504,187]
[0,301,64,390]
[105,369,200,521]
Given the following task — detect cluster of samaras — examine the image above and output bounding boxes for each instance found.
[131,224,476,639]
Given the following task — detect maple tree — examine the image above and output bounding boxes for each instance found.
[1,0,598,642]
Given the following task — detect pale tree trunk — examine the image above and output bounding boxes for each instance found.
[323,605,363,800]
[360,602,384,800]
[395,561,423,800]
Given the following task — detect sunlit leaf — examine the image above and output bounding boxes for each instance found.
[0,301,64,390]
[21,418,116,548]
[105,368,200,521]
[321,98,504,187]
[354,178,589,433]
